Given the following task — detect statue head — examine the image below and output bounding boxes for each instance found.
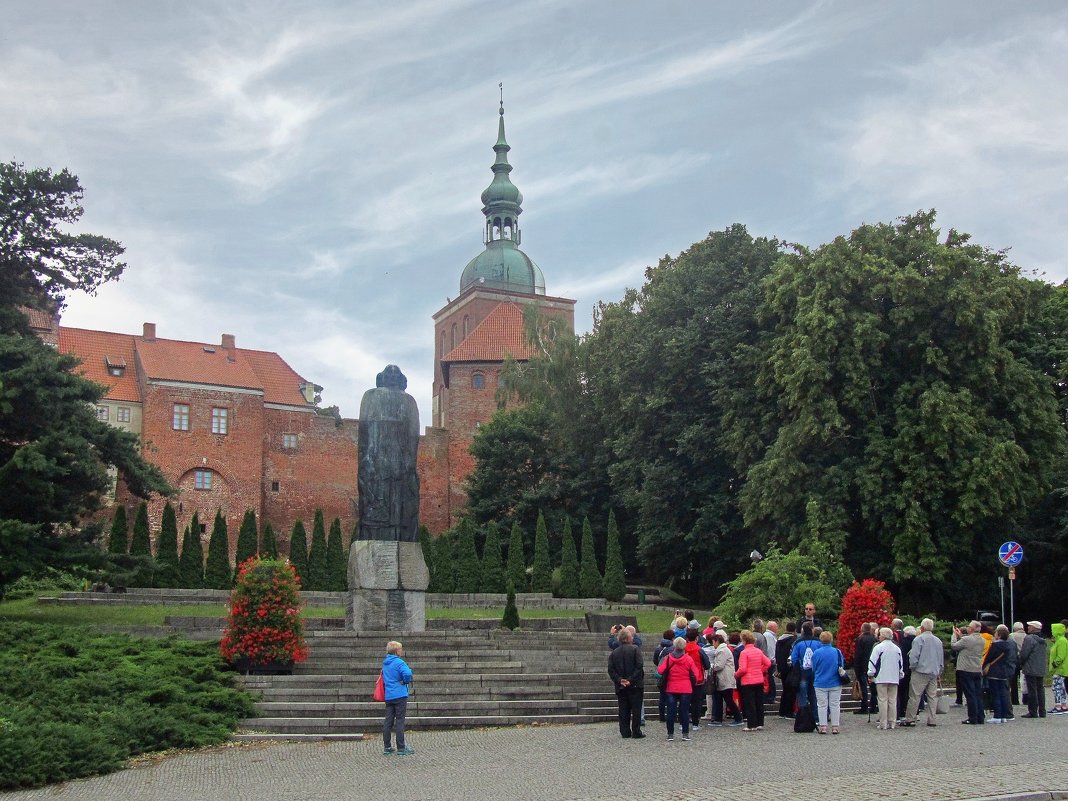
[376,364,407,391]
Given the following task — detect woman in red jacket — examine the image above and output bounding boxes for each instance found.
[657,637,700,741]
[735,630,772,732]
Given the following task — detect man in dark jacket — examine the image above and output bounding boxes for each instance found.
[776,622,798,718]
[796,603,823,634]
[1019,621,1048,718]
[853,623,878,714]
[897,626,917,722]
[608,628,645,738]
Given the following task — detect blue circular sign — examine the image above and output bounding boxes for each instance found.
[998,541,1024,566]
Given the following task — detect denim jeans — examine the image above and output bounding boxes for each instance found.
[664,692,691,736]
[383,697,408,749]
[958,671,984,723]
[989,678,1010,720]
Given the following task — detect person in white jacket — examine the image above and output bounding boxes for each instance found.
[868,627,905,730]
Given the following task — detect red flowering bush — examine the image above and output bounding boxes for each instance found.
[220,556,308,666]
[836,578,896,663]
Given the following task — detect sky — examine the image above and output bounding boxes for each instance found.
[4,2,1067,427]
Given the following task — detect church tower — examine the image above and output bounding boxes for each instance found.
[424,100,575,530]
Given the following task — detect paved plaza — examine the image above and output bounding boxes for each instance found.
[6,711,1067,801]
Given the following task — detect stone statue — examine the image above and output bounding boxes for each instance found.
[357,364,420,542]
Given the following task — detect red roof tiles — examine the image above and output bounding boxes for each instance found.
[443,302,535,363]
[58,327,142,403]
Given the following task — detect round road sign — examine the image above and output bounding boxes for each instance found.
[998,541,1024,567]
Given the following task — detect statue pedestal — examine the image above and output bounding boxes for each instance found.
[346,540,429,632]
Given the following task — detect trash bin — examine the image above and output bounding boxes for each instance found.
[637,589,646,604]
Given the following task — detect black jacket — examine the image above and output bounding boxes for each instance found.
[775,634,797,677]
[608,643,644,690]
[853,634,877,674]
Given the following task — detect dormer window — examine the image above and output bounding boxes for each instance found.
[105,355,126,377]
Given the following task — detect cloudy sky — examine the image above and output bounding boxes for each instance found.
[4,2,1067,426]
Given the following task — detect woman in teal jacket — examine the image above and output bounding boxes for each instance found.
[382,641,414,755]
[1050,623,1068,714]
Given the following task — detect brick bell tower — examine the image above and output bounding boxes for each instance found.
[428,99,575,529]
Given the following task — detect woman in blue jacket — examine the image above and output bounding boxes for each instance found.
[382,640,414,755]
[810,631,846,734]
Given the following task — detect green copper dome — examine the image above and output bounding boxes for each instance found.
[461,101,545,296]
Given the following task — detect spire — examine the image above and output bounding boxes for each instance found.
[480,92,523,244]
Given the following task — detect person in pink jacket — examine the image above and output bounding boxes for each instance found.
[656,637,700,741]
[735,630,772,731]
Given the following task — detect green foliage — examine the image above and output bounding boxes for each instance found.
[453,518,481,593]
[288,520,308,584]
[204,510,231,590]
[177,514,204,589]
[220,556,308,666]
[429,529,455,593]
[479,521,506,593]
[557,516,579,598]
[603,510,626,602]
[325,518,346,592]
[501,582,520,630]
[260,523,278,559]
[419,525,440,592]
[107,506,128,554]
[155,502,179,587]
[0,620,255,790]
[578,516,602,598]
[531,511,552,592]
[306,510,328,591]
[129,501,151,557]
[506,521,526,591]
[234,510,258,570]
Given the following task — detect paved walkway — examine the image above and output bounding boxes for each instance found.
[7,712,1067,801]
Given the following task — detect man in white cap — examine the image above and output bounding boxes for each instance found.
[1018,621,1048,718]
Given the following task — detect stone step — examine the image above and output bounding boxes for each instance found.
[251,686,560,702]
[254,699,579,717]
[239,712,615,733]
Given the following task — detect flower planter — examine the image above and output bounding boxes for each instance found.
[232,657,294,675]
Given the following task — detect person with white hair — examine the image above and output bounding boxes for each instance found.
[1018,621,1048,717]
[901,618,944,727]
[381,640,414,755]
[868,627,904,730]
[1010,622,1027,706]
[952,621,988,725]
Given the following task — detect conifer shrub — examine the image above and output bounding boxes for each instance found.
[306,509,328,591]
[602,510,626,601]
[220,556,309,669]
[432,529,456,593]
[261,523,278,559]
[326,517,346,591]
[155,502,180,588]
[177,513,204,588]
[204,511,231,589]
[531,511,552,592]
[479,521,505,593]
[288,520,309,583]
[454,518,481,593]
[837,578,897,662]
[234,509,258,570]
[506,521,527,591]
[557,516,579,598]
[501,581,520,630]
[578,516,602,598]
[107,506,128,554]
[129,501,151,557]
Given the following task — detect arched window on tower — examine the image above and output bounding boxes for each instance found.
[492,217,501,240]
[451,323,456,351]
[463,315,470,338]
[503,218,512,239]
[440,331,446,358]
[472,372,485,390]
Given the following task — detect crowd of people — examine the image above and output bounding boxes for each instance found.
[606,607,1068,741]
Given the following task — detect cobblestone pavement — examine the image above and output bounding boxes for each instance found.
[6,712,1067,801]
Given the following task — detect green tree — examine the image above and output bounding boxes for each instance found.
[129,501,151,557]
[107,506,128,555]
[419,525,440,592]
[432,528,456,593]
[479,521,506,593]
[454,518,481,593]
[506,521,526,591]
[531,511,552,592]
[288,520,308,585]
[260,523,278,559]
[178,514,204,588]
[501,581,520,630]
[155,502,180,588]
[306,510,328,591]
[326,517,346,592]
[602,510,626,602]
[204,510,231,589]
[578,516,602,598]
[557,516,579,598]
[234,509,258,570]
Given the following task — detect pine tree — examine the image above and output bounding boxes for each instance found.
[433,530,456,593]
[506,521,527,591]
[479,521,505,593]
[501,581,520,630]
[454,518,481,593]
[178,513,204,588]
[156,502,180,588]
[603,510,626,601]
[558,516,579,598]
[235,509,258,569]
[306,510,328,591]
[288,520,309,585]
[204,510,231,589]
[579,516,602,598]
[326,517,346,591]
[261,523,278,559]
[129,501,151,556]
[531,511,552,593]
[108,506,128,554]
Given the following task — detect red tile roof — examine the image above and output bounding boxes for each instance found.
[58,328,142,403]
[20,306,55,331]
[443,302,535,363]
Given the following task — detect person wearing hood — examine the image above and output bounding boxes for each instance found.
[653,629,675,723]
[656,636,699,741]
[1050,622,1068,714]
[1018,621,1048,718]
[381,640,414,756]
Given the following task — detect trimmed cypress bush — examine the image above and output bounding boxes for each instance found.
[579,516,602,598]
[204,510,231,589]
[178,513,204,588]
[306,510,328,591]
[557,516,579,598]
[156,502,180,588]
[234,509,258,569]
[107,506,128,554]
[506,521,526,591]
[261,523,278,559]
[501,581,520,630]
[288,520,309,584]
[479,521,505,593]
[326,517,346,591]
[454,518,481,593]
[531,511,552,593]
[603,509,626,601]
[433,529,456,593]
[129,501,151,556]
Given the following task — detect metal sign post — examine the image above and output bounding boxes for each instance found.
[997,541,1024,625]
[1008,566,1016,628]
[998,576,1005,625]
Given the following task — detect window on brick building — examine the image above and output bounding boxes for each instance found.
[463,315,470,338]
[96,405,109,421]
[282,433,297,449]
[173,404,189,431]
[117,407,131,423]
[194,469,212,490]
[271,481,280,492]
[472,372,485,390]
[211,407,229,434]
